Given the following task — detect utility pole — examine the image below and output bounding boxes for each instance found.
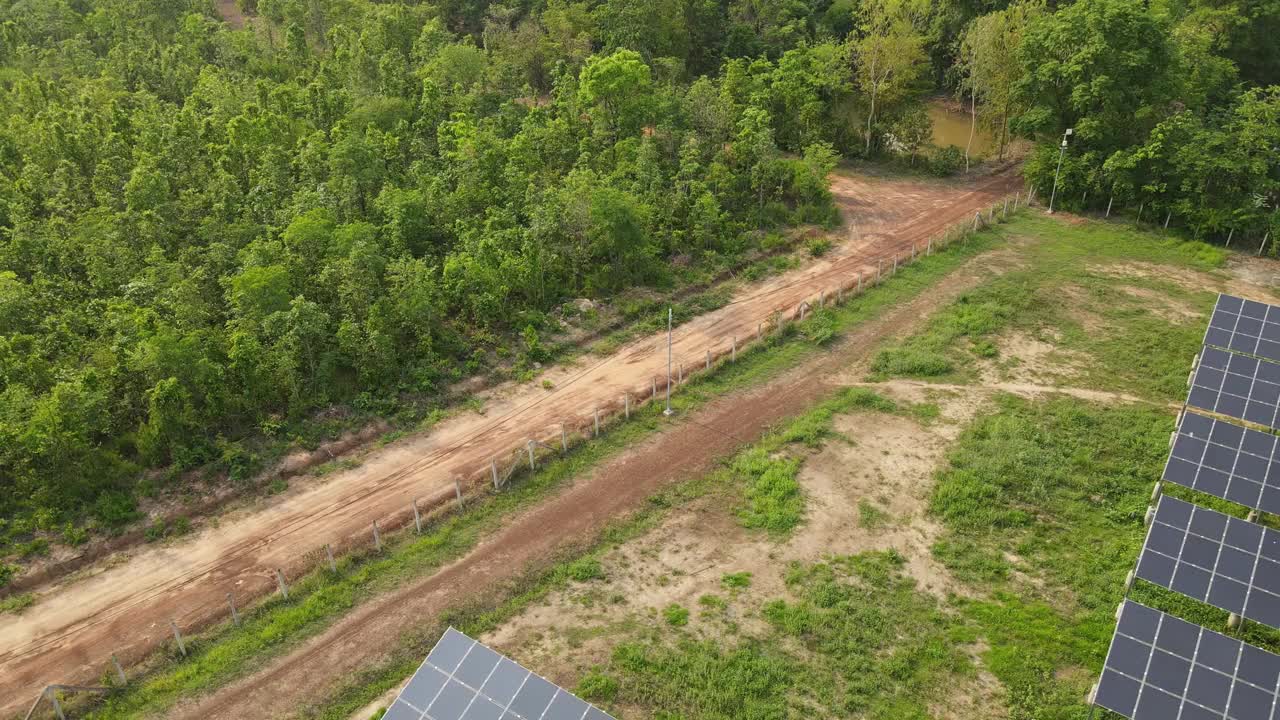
[1048,128,1072,214]
[664,308,673,416]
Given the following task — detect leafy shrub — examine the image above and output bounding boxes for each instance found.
[0,563,18,588]
[663,603,690,626]
[721,571,752,589]
[807,237,833,257]
[801,309,836,345]
[927,145,964,176]
[92,490,140,529]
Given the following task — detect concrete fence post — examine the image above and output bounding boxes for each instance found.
[1003,198,1009,218]
[111,654,127,685]
[679,363,684,383]
[1014,190,1020,209]
[1259,231,1271,257]
[877,259,882,282]
[858,272,863,292]
[373,520,381,551]
[490,460,499,491]
[973,212,980,232]
[527,440,536,470]
[1137,202,1144,224]
[454,478,464,509]
[757,322,762,340]
[561,424,568,451]
[625,393,630,419]
[927,236,933,255]
[705,349,711,370]
[1106,196,1113,218]
[893,254,898,274]
[227,591,240,626]
[276,568,288,599]
[170,620,187,656]
[1164,211,1172,229]
[48,689,66,720]
[819,289,825,307]
[1226,228,1234,249]
[326,543,337,572]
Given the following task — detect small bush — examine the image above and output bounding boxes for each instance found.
[928,145,964,176]
[801,309,836,345]
[0,563,18,588]
[721,571,752,589]
[663,603,690,626]
[973,339,998,358]
[807,237,833,258]
[0,593,34,615]
[92,490,140,529]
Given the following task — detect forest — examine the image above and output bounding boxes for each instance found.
[0,0,1276,568]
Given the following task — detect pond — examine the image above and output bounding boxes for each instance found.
[928,101,997,157]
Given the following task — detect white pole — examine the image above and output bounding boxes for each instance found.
[664,308,673,416]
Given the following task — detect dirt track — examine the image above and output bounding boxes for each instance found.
[0,168,1019,716]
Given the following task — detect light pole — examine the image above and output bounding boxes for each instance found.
[664,307,673,416]
[1048,128,1072,214]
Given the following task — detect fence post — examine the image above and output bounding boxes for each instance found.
[1226,228,1234,249]
[414,496,424,530]
[877,259,882,282]
[757,322,762,340]
[893,254,898,274]
[679,363,684,383]
[1164,211,1172,229]
[927,236,933,255]
[1259,231,1271,257]
[227,591,240,626]
[489,459,499,490]
[819,289,825,307]
[705,349,711,370]
[625,393,630,419]
[111,653,127,685]
[799,303,806,321]
[276,568,289,599]
[973,212,980,232]
[326,543,336,572]
[1014,190,1020,209]
[47,689,66,720]
[858,272,863,292]
[373,520,381,551]
[1137,202,1144,224]
[453,478,464,509]
[732,336,737,361]
[1106,196,1113,218]
[1082,190,1088,208]
[561,424,568,451]
[1003,198,1009,218]
[170,620,187,656]
[594,408,600,436]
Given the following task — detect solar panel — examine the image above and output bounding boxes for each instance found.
[1096,600,1280,719]
[1164,411,1280,513]
[1135,495,1280,629]
[383,628,616,720]
[1187,347,1280,431]
[1205,294,1280,365]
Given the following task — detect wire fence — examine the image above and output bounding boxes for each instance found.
[28,188,1030,718]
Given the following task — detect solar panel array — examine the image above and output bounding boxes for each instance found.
[1188,347,1280,431]
[1092,294,1280,719]
[1165,411,1280,514]
[384,628,615,720]
[1205,294,1280,365]
[1137,495,1280,629]
[1096,600,1280,720]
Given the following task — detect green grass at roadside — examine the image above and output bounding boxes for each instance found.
[871,213,1226,402]
[81,217,1006,720]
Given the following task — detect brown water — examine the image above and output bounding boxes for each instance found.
[928,102,997,156]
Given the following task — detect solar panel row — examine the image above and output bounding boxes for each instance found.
[384,629,614,720]
[1164,411,1280,514]
[1137,495,1280,629]
[1188,347,1280,431]
[1096,601,1280,720]
[1205,294,1280,366]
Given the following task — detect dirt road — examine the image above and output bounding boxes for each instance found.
[0,168,1019,716]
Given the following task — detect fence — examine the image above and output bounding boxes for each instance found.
[27,188,1028,718]
[1052,187,1276,257]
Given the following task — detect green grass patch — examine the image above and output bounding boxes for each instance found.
[601,551,974,719]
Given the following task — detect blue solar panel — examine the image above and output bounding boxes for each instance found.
[1204,294,1280,365]
[388,628,615,720]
